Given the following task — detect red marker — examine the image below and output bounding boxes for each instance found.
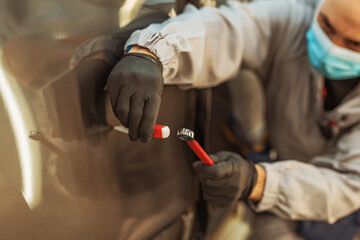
[52,124,170,139]
[177,128,214,165]
[114,124,170,139]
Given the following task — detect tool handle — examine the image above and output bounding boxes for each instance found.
[113,124,170,138]
[187,140,214,165]
[153,124,170,138]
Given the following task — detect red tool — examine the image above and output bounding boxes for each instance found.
[114,124,170,139]
[52,124,171,139]
[177,128,214,165]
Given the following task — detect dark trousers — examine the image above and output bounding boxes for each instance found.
[298,210,360,240]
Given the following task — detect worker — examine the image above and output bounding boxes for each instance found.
[105,0,360,238]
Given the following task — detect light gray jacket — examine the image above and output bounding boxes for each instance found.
[125,0,360,223]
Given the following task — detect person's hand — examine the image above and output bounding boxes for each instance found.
[193,151,258,206]
[107,52,163,143]
[43,58,113,141]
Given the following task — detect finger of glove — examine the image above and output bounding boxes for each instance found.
[128,94,146,141]
[139,95,161,143]
[108,84,121,118]
[199,176,229,188]
[204,182,238,196]
[193,161,233,179]
[205,187,241,200]
[209,151,239,164]
[203,193,232,207]
[115,89,132,128]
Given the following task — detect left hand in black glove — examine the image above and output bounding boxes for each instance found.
[107,52,163,143]
[193,151,258,207]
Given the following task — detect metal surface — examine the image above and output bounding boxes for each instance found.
[0,0,198,239]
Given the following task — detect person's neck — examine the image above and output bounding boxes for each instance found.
[324,77,360,111]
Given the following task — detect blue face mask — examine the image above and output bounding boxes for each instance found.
[306,20,360,80]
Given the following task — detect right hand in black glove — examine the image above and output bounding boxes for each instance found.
[193,151,258,207]
[107,52,163,143]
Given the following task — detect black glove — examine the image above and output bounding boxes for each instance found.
[193,151,258,207]
[42,11,169,142]
[43,58,112,141]
[107,52,163,143]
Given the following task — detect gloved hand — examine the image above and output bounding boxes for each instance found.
[193,151,258,207]
[107,52,163,143]
[42,11,169,142]
[43,58,112,141]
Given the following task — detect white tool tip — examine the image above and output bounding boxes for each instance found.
[160,126,170,138]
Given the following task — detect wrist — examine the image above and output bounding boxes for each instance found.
[128,45,159,60]
[249,164,266,202]
[123,52,163,72]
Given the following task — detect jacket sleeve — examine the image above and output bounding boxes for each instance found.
[70,11,170,67]
[251,124,360,224]
[124,0,312,88]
